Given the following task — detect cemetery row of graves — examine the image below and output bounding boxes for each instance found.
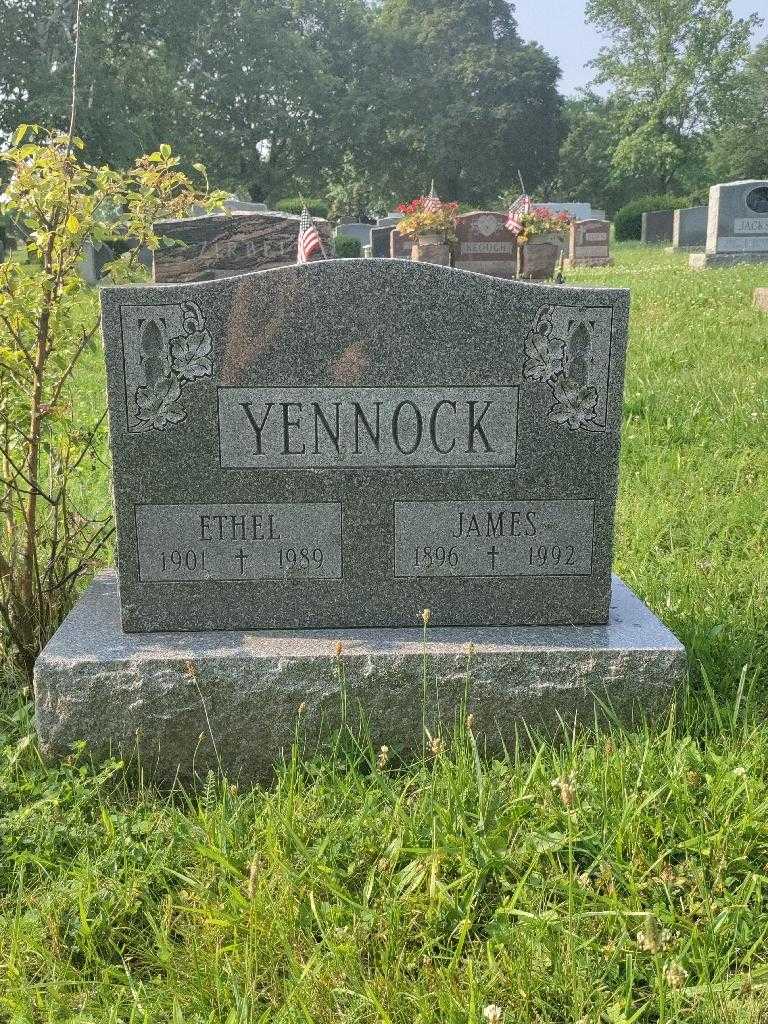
[73,179,768,316]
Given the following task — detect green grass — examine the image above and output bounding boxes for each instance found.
[1,243,768,1022]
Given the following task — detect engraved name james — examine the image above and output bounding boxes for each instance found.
[218,387,519,468]
[394,500,595,578]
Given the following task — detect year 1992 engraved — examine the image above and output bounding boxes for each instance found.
[136,503,342,581]
[394,500,594,578]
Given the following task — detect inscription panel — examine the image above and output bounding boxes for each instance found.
[218,387,520,469]
[734,217,768,234]
[136,503,342,581]
[393,500,594,578]
[718,235,768,252]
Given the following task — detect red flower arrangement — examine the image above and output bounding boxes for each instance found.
[515,207,573,245]
[395,195,459,240]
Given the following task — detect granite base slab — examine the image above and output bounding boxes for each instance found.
[34,571,686,786]
[690,251,768,270]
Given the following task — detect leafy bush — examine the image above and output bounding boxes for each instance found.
[0,127,223,678]
[275,197,329,218]
[333,234,362,258]
[614,194,693,241]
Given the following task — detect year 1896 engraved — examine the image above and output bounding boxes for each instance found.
[136,503,342,581]
[394,500,594,578]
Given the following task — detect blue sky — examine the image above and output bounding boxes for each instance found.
[514,0,767,95]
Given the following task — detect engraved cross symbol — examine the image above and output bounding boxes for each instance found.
[235,547,249,575]
[487,546,500,571]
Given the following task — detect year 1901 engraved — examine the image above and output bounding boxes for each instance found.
[136,503,342,581]
[394,500,594,578]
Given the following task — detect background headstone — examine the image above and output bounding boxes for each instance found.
[99,260,630,633]
[376,213,404,228]
[691,180,768,268]
[370,225,394,257]
[754,288,768,312]
[453,211,517,278]
[390,229,413,259]
[538,202,593,220]
[334,223,372,248]
[672,206,707,250]
[641,210,674,245]
[568,219,611,267]
[152,211,332,283]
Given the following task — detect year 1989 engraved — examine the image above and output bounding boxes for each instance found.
[394,500,594,578]
[136,503,342,582]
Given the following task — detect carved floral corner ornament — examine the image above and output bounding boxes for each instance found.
[133,302,213,431]
[523,305,605,431]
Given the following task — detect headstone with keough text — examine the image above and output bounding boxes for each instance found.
[99,260,631,631]
[33,259,687,784]
[453,211,517,278]
[690,180,768,269]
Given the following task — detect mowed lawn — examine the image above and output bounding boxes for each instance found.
[1,244,767,1023]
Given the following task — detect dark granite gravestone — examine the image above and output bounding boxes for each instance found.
[641,211,674,245]
[690,180,768,269]
[370,226,393,257]
[34,261,686,782]
[672,206,707,250]
[453,211,517,278]
[152,211,332,283]
[568,219,611,267]
[100,260,630,632]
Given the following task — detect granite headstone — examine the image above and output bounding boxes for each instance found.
[538,202,593,221]
[568,219,611,267]
[335,223,372,248]
[390,229,413,260]
[99,260,630,632]
[690,180,768,269]
[672,206,707,250]
[453,211,517,278]
[641,211,674,245]
[370,225,393,258]
[152,211,332,283]
[34,261,688,781]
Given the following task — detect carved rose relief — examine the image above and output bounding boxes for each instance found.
[523,305,612,431]
[123,301,213,433]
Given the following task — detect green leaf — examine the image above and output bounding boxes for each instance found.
[13,124,29,145]
[159,143,172,159]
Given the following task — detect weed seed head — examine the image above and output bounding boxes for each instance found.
[664,962,688,989]
[637,913,671,954]
[483,1005,503,1024]
[421,607,431,626]
[377,745,390,768]
[429,735,445,756]
[551,776,576,807]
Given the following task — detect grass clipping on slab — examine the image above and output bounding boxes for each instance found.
[1,243,767,1021]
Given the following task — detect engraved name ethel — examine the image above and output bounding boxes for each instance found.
[218,387,519,468]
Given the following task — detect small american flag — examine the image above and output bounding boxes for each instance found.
[505,194,531,233]
[422,180,441,213]
[297,206,322,263]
